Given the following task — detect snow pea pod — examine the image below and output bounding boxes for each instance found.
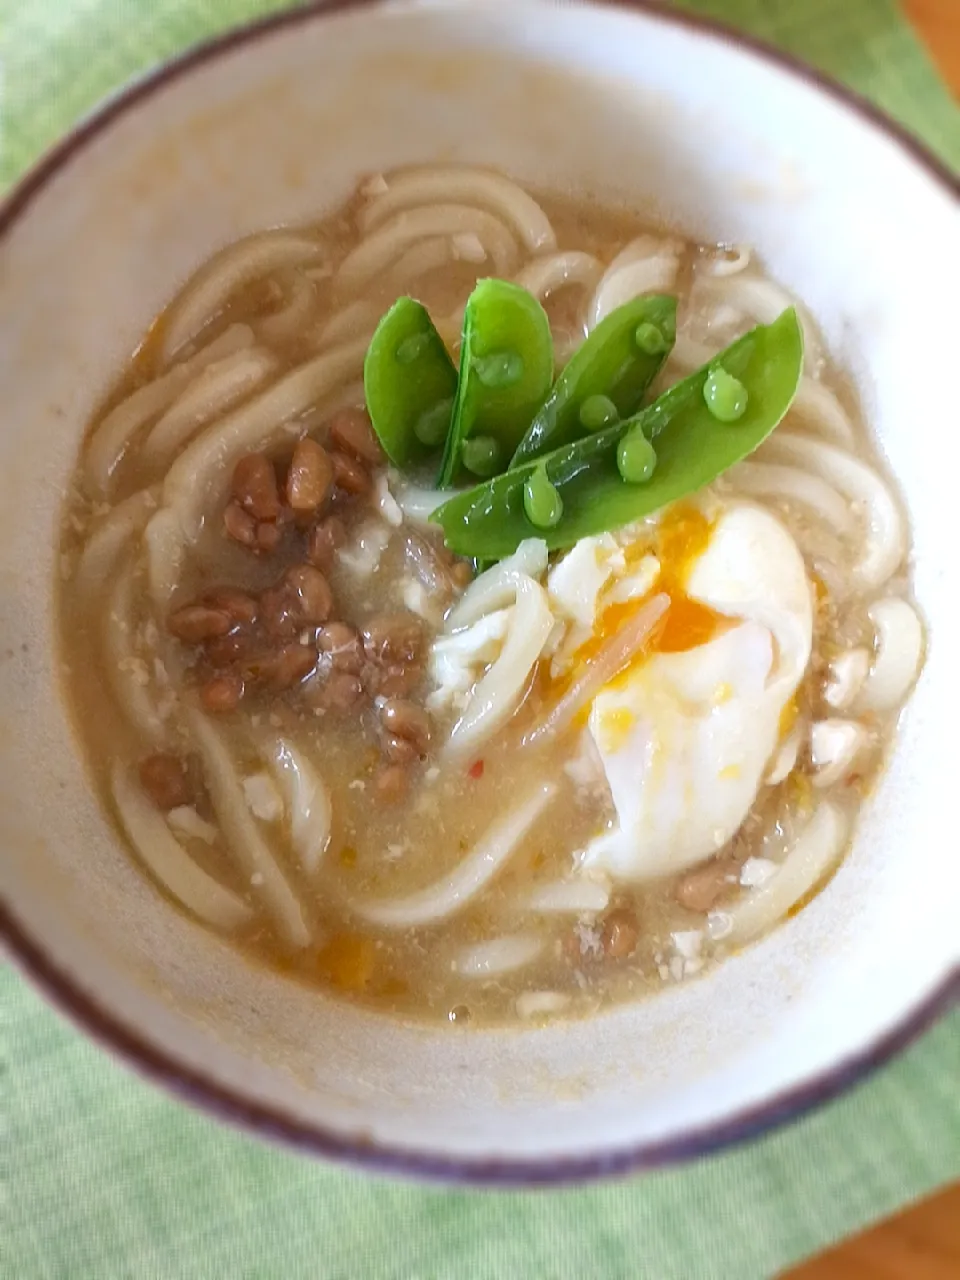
[511,293,677,467]
[432,309,803,558]
[364,297,458,469]
[437,279,553,486]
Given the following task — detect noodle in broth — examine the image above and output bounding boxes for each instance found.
[58,167,923,1025]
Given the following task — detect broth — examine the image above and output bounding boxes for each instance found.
[58,168,922,1026]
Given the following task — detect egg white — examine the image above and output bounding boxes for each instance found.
[582,503,813,881]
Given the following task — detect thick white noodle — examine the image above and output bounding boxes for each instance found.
[111,762,253,931]
[701,245,751,277]
[140,347,280,469]
[386,236,456,285]
[445,540,549,629]
[164,338,366,543]
[104,562,169,745]
[337,205,519,289]
[187,711,311,947]
[448,575,554,755]
[351,781,555,928]
[524,879,611,913]
[451,232,488,265]
[391,476,463,525]
[311,380,366,425]
[84,325,254,498]
[160,232,323,362]
[265,737,332,875]
[144,508,185,611]
[588,236,681,330]
[516,991,571,1019]
[810,719,869,788]
[708,802,848,945]
[453,934,542,977]
[315,300,381,348]
[305,262,334,284]
[758,431,904,589]
[857,597,924,712]
[698,276,821,373]
[86,377,191,499]
[514,251,602,302]
[167,805,218,845]
[823,648,871,711]
[360,166,556,253]
[668,333,718,373]
[254,271,318,346]
[729,460,855,535]
[73,486,159,598]
[787,378,856,447]
[765,724,802,786]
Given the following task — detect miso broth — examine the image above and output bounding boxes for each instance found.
[58,168,922,1026]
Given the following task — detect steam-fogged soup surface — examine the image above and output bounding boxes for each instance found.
[59,170,923,1026]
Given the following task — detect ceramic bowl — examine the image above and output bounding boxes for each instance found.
[1,0,957,1182]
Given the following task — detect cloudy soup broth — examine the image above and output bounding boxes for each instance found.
[59,167,923,1027]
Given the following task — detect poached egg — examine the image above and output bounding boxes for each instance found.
[577,502,813,881]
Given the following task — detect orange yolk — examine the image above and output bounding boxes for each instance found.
[779,695,800,739]
[572,598,651,667]
[654,502,714,588]
[655,592,726,654]
[648,502,730,655]
[542,502,732,714]
[615,503,729,660]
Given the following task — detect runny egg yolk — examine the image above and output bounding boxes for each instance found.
[653,502,714,585]
[543,503,731,716]
[652,503,729,652]
[655,592,726,654]
[593,504,729,669]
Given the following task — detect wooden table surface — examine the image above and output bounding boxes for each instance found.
[904,0,960,94]
[783,11,957,1273]
[783,1184,960,1279]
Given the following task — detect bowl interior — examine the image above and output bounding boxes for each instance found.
[0,0,956,1172]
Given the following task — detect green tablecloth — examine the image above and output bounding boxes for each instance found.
[2,2,958,1277]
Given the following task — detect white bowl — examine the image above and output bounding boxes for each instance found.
[1,0,957,1182]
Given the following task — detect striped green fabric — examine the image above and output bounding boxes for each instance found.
[2,2,958,1277]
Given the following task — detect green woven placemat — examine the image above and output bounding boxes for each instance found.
[2,2,958,1277]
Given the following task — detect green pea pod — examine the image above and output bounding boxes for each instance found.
[364,297,458,469]
[432,309,803,558]
[511,294,678,467]
[437,279,554,486]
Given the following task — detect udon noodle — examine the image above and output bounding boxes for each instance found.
[58,167,923,1025]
